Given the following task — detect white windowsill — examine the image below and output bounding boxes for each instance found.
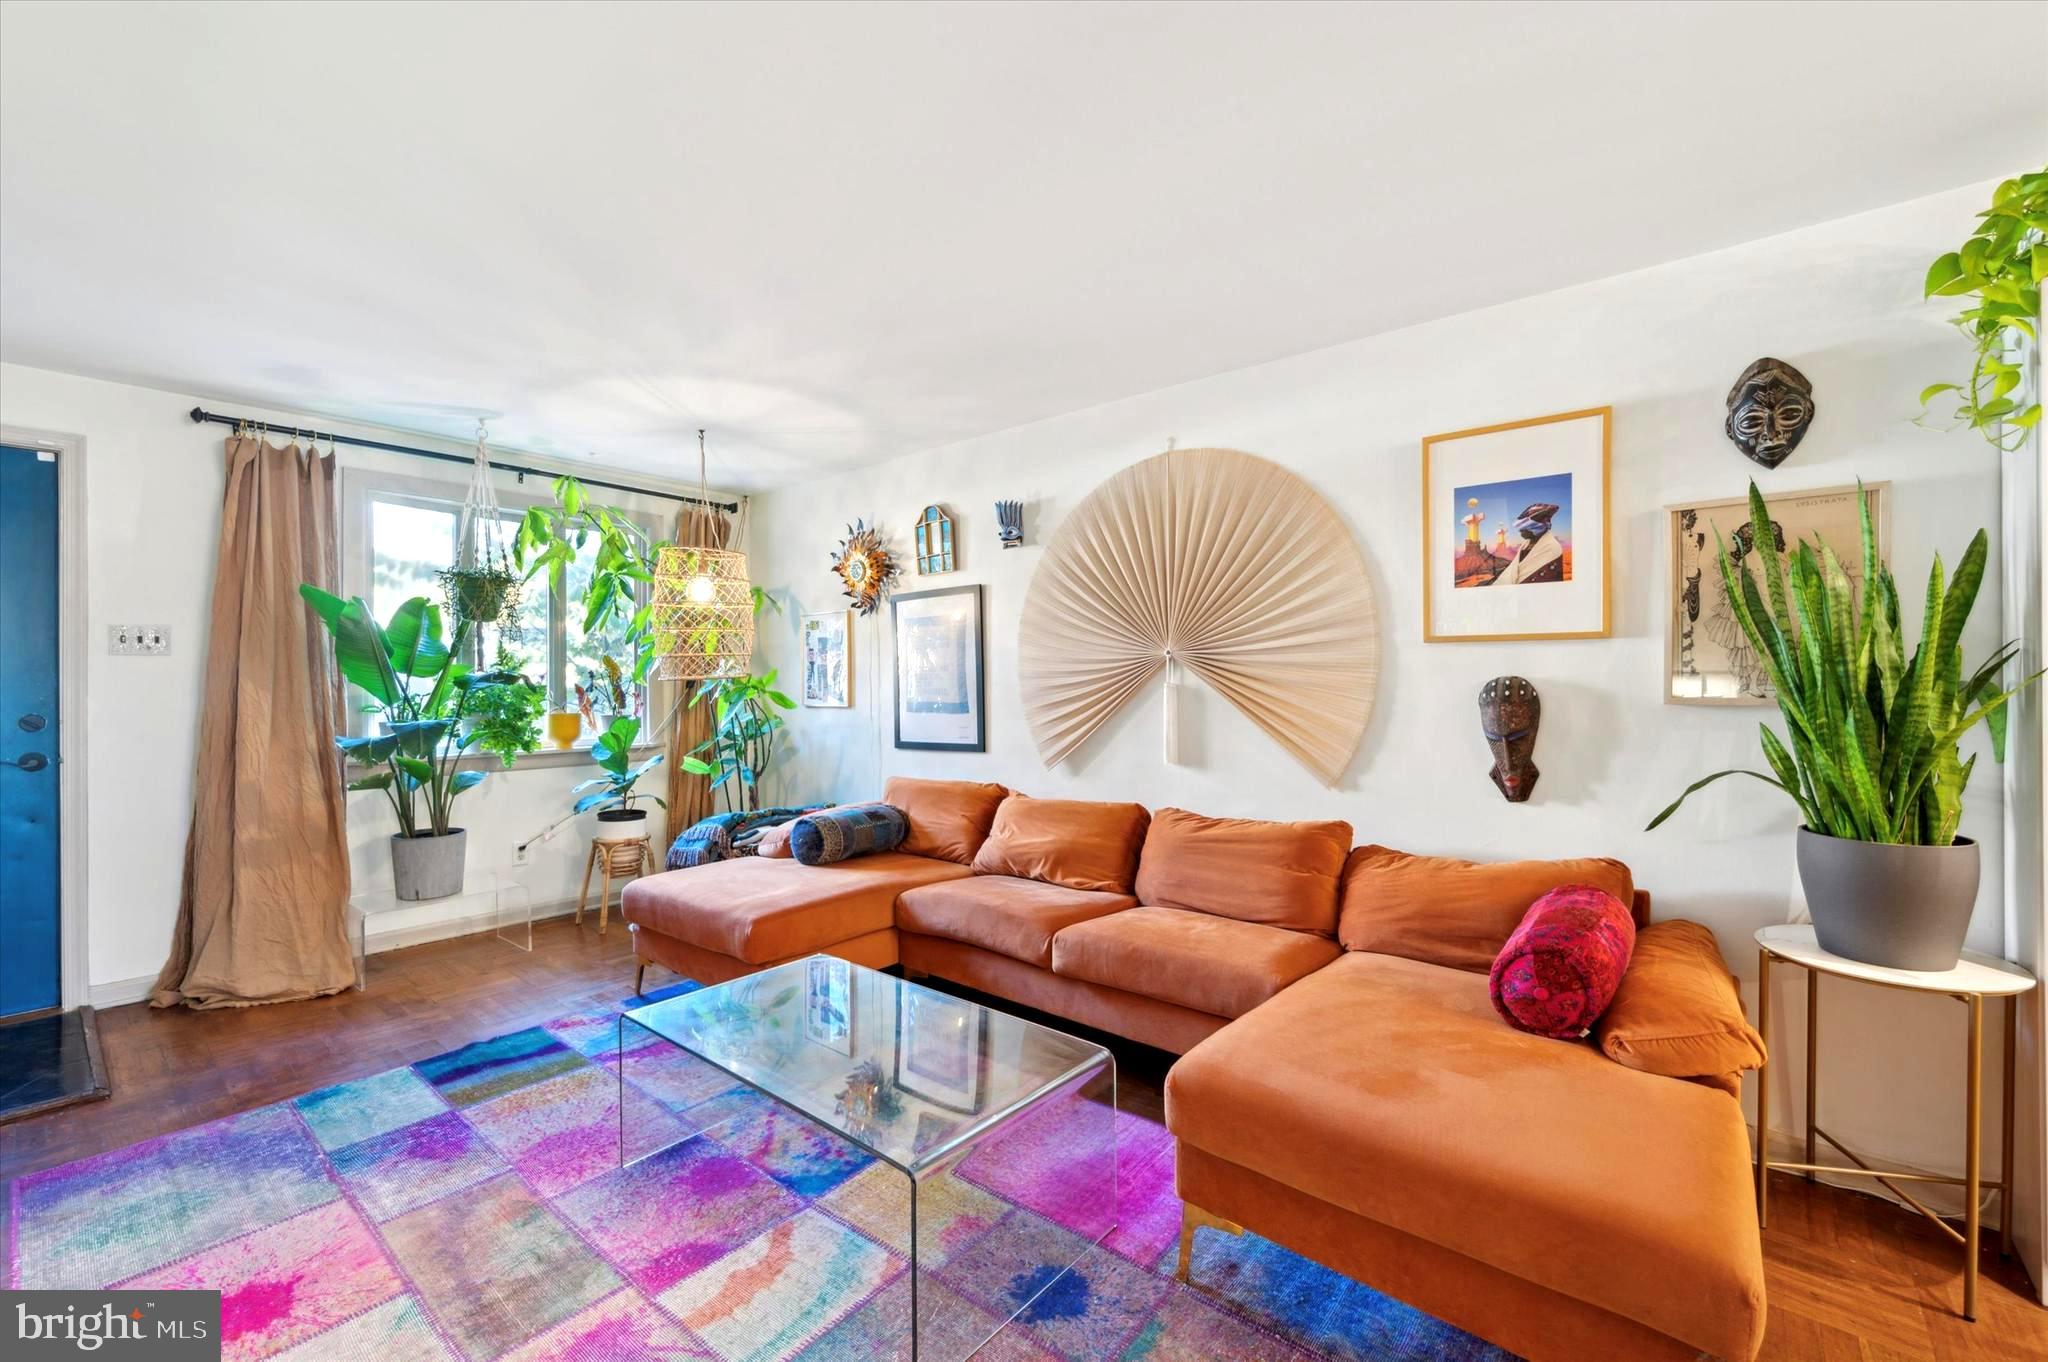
[346,742,662,777]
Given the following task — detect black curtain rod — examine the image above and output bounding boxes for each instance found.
[187,406,740,513]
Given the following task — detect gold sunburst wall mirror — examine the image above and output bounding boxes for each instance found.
[832,519,899,615]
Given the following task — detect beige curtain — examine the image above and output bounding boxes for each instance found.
[153,436,354,1008]
[664,504,734,831]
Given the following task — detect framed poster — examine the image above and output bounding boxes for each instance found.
[895,987,987,1113]
[1666,481,1889,705]
[801,610,852,707]
[892,584,985,751]
[1421,407,1611,641]
[804,956,853,1055]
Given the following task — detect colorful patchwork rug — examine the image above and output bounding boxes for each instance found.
[5,987,1515,1361]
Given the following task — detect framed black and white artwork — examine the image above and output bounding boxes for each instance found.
[892,584,985,751]
[1665,482,1888,705]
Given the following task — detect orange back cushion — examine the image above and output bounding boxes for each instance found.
[972,796,1152,894]
[883,777,1010,864]
[1338,844,1636,972]
[1597,920,1766,1081]
[1135,808,1353,935]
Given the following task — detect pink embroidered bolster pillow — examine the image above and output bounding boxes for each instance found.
[1488,885,1636,1039]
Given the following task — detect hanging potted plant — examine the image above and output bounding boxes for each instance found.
[573,716,666,827]
[443,422,527,641]
[300,587,542,899]
[1917,166,2045,451]
[1648,483,2039,969]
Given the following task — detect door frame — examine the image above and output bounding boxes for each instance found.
[2,423,90,1012]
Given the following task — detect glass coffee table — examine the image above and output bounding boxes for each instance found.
[620,956,1117,1361]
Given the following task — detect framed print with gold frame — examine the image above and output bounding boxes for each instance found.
[1665,481,1888,706]
[1421,407,1611,642]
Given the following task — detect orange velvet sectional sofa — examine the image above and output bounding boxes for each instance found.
[621,777,1767,1362]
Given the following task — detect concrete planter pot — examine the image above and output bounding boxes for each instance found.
[391,828,467,901]
[1795,827,1979,971]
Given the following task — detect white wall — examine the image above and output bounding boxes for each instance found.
[752,183,2017,1199]
[0,362,711,1000]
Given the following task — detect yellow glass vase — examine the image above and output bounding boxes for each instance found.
[546,711,584,750]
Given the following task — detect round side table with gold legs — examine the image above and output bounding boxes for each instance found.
[1753,924,2036,1322]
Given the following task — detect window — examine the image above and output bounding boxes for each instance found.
[346,471,649,739]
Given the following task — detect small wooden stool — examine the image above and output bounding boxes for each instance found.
[577,835,652,935]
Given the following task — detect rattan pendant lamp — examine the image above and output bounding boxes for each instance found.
[651,430,754,681]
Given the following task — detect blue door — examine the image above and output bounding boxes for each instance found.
[1,444,61,1017]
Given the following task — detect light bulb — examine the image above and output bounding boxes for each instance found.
[687,574,715,604]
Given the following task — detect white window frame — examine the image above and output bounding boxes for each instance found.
[338,465,651,740]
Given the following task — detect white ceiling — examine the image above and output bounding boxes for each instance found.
[2,2,2043,490]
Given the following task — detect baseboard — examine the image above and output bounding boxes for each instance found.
[359,897,582,953]
[87,898,591,1009]
[89,974,158,1008]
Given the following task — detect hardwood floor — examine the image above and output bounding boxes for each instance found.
[3,919,2043,1360]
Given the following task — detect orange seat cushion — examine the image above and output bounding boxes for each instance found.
[971,795,1151,894]
[883,776,1010,864]
[1338,844,1635,972]
[1135,807,1352,934]
[1597,920,1766,1081]
[1051,905,1339,1018]
[620,853,970,963]
[1165,951,1765,1362]
[896,875,1135,968]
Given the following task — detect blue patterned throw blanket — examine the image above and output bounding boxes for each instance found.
[666,805,825,869]
[789,803,908,865]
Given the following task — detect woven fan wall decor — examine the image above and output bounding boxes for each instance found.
[1019,447,1379,785]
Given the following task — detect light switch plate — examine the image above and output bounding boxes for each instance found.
[109,624,171,655]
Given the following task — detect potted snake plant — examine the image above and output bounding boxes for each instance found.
[1648,482,2038,969]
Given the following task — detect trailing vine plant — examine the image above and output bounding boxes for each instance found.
[1919,167,2045,451]
[515,476,669,683]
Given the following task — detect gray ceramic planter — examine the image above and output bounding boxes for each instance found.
[1795,827,1979,970]
[391,828,467,901]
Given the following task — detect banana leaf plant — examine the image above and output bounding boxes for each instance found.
[573,716,666,815]
[299,586,538,837]
[682,671,797,815]
[1648,482,2039,845]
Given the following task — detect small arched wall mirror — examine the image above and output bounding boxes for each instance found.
[913,504,956,575]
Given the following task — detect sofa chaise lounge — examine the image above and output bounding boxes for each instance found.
[620,777,1767,1362]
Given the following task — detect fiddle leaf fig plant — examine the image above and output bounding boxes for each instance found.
[1647,483,2039,846]
[573,716,667,815]
[1919,167,2046,451]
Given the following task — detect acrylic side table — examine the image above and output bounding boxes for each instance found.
[1753,924,2036,1322]
[347,869,533,988]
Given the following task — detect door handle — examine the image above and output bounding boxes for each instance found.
[2,752,48,772]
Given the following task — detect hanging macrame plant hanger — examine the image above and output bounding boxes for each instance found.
[441,421,523,643]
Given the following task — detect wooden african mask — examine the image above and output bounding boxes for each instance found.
[1479,676,1540,802]
[1724,358,1815,470]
